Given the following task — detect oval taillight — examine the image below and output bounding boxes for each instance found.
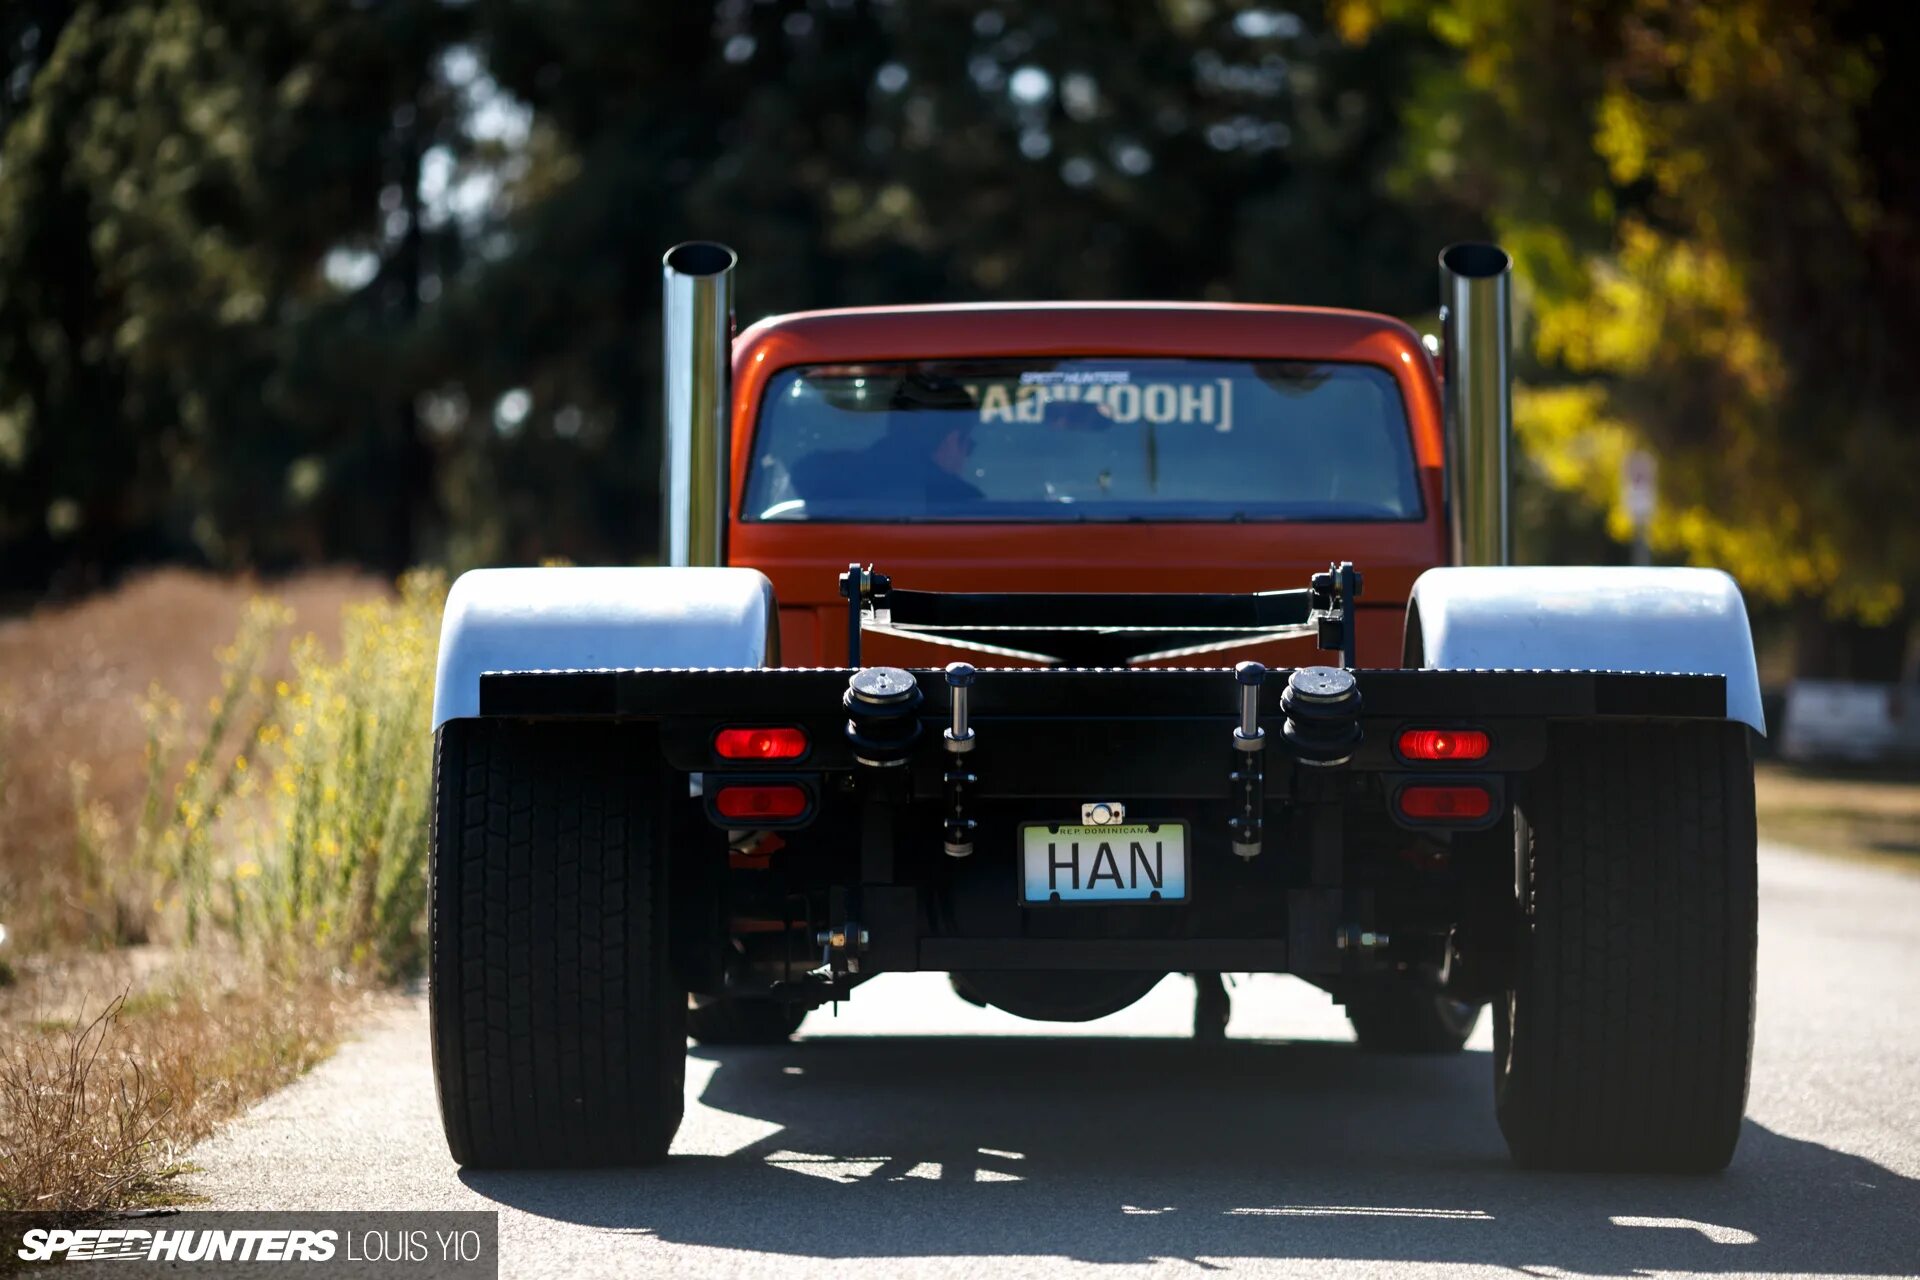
[1396,728,1491,762]
[714,726,809,761]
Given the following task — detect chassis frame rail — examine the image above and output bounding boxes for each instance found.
[479,665,1730,725]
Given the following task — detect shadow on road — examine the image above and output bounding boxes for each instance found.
[462,1035,1918,1273]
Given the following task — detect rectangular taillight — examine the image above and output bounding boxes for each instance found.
[1396,783,1494,822]
[712,783,810,822]
[713,726,809,761]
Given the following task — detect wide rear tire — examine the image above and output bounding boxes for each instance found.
[1496,721,1756,1172]
[429,719,687,1168]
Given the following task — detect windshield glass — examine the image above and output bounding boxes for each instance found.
[743,357,1422,523]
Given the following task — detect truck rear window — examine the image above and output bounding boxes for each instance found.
[743,358,1423,523]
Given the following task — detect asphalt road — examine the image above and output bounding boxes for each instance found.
[190,841,1920,1279]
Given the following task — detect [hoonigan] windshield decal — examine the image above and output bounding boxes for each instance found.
[969,376,1235,431]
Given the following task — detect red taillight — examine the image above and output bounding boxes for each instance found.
[712,783,810,822]
[1396,728,1491,762]
[1397,784,1494,822]
[713,726,809,761]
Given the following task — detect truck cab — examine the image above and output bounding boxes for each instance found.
[727,302,1446,670]
[427,242,1764,1177]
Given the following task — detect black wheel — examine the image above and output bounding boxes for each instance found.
[429,719,687,1169]
[1496,721,1756,1172]
[1346,984,1481,1053]
[687,996,808,1045]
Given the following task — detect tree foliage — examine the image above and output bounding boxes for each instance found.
[6,0,1911,630]
[0,0,1458,586]
[414,0,1462,567]
[1337,0,1920,618]
[0,0,469,586]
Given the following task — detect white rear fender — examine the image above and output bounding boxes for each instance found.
[432,566,778,729]
[1407,566,1765,734]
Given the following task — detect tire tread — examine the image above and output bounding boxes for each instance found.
[429,719,685,1168]
[1497,720,1756,1172]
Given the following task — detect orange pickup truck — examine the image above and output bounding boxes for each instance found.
[427,243,1765,1175]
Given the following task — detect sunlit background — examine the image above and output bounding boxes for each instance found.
[1,1,1914,684]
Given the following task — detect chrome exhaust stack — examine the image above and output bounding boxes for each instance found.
[1438,243,1513,566]
[661,241,738,567]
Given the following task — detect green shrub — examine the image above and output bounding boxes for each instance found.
[238,572,442,977]
[137,572,445,978]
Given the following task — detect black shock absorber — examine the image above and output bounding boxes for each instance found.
[1280,666,1363,766]
[844,666,923,768]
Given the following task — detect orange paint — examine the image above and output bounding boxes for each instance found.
[728,304,1447,669]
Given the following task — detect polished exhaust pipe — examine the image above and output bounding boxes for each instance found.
[1438,243,1513,566]
[662,241,738,567]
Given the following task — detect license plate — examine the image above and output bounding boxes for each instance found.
[1019,822,1188,904]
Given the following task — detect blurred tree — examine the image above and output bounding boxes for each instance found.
[2,2,74,137]
[414,0,1463,566]
[1335,0,1920,621]
[0,0,467,589]
[1,0,1457,585]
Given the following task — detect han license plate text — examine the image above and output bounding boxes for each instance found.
[1020,822,1188,904]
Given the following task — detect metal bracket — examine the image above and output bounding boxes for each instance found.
[1310,561,1364,669]
[1335,926,1390,954]
[816,923,870,976]
[837,563,891,667]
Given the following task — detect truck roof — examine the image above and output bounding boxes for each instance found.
[734,302,1430,373]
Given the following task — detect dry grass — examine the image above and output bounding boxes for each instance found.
[0,966,352,1211]
[1755,760,1920,867]
[169,575,444,978]
[0,568,384,953]
[0,568,398,1217]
